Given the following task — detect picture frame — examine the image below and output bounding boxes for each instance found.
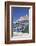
[5,1,35,44]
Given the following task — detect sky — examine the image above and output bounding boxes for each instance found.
[11,7,29,22]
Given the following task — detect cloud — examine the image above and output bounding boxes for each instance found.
[16,16,24,22]
[14,14,28,23]
[13,21,16,23]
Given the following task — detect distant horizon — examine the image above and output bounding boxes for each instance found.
[11,7,29,22]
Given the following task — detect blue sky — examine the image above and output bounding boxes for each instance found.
[11,7,29,22]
